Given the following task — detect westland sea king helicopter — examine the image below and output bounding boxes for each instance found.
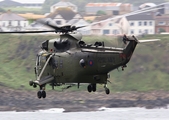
[0,3,165,98]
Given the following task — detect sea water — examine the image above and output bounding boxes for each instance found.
[0,107,169,120]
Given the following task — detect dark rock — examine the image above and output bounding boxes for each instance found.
[0,86,169,112]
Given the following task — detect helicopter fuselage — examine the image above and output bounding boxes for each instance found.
[36,50,123,85]
[35,35,136,86]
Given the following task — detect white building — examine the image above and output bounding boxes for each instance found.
[46,8,83,26]
[50,1,77,13]
[0,11,29,31]
[91,16,129,35]
[126,14,155,35]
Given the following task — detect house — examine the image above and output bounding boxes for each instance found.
[126,14,155,35]
[85,3,132,15]
[157,3,169,15]
[50,1,77,13]
[155,15,169,33]
[0,10,29,31]
[90,15,129,35]
[18,13,46,31]
[139,2,169,16]
[46,8,83,26]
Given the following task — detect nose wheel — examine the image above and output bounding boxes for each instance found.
[29,80,37,88]
[29,80,47,99]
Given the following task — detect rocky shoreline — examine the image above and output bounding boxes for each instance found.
[0,86,169,112]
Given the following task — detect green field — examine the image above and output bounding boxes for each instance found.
[2,7,42,14]
[0,34,169,92]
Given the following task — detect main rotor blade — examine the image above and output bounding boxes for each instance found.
[0,30,56,34]
[76,26,86,29]
[38,18,86,32]
[37,19,61,30]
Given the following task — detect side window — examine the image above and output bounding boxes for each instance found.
[130,22,134,26]
[9,21,12,26]
[36,55,40,66]
[38,56,41,66]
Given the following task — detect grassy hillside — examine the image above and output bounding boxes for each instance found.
[2,7,42,14]
[110,34,169,92]
[0,34,55,89]
[0,34,169,92]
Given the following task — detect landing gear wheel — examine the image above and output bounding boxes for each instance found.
[105,88,110,95]
[29,80,33,86]
[41,91,46,98]
[87,85,92,92]
[92,84,96,92]
[33,84,37,88]
[37,91,42,99]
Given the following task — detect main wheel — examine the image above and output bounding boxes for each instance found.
[37,91,42,99]
[92,84,96,92]
[87,85,92,92]
[105,88,110,95]
[41,91,46,98]
[33,84,37,88]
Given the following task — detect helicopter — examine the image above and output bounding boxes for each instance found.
[0,3,164,99]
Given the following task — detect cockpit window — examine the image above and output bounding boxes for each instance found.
[41,56,46,61]
[54,39,70,51]
[36,55,40,66]
[62,39,69,45]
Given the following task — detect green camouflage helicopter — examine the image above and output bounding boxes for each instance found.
[0,4,163,98]
[32,26,159,99]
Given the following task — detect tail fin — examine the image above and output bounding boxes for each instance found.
[123,35,160,53]
[122,35,160,64]
[123,35,138,55]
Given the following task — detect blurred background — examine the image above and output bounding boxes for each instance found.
[0,0,169,119]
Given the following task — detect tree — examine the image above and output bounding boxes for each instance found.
[96,10,107,16]
[0,8,5,12]
[42,0,59,13]
[158,28,166,33]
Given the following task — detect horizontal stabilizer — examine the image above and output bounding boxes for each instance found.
[138,39,160,43]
